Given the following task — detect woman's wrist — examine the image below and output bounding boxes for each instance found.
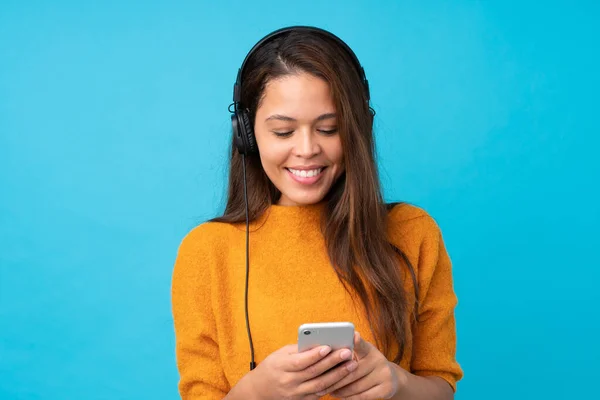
[225,369,261,400]
[388,362,453,400]
[390,362,410,397]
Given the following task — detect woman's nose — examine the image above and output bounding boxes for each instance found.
[293,129,321,157]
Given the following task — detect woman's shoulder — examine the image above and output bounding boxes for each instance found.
[177,219,239,252]
[386,203,448,277]
[387,202,438,226]
[386,202,442,245]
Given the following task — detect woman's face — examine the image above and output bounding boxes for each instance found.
[253,72,345,206]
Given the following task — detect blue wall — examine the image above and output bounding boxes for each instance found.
[1,1,598,399]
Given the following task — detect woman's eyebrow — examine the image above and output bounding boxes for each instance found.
[265,113,337,122]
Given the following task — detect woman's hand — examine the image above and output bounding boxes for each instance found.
[315,332,407,399]
[247,342,358,400]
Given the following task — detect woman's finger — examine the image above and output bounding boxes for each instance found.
[353,331,372,359]
[298,359,356,395]
[333,383,383,400]
[284,345,332,372]
[315,359,375,397]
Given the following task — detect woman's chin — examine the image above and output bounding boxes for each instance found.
[278,189,329,206]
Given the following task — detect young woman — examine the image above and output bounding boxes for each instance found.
[172,26,463,400]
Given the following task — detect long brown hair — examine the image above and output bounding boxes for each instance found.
[212,29,418,363]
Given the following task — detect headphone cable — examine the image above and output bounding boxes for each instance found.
[242,154,256,370]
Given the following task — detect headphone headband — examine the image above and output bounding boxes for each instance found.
[232,26,370,106]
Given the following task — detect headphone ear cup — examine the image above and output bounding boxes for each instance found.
[231,110,258,154]
[231,111,246,154]
[240,111,258,154]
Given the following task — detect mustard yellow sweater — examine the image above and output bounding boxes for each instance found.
[171,202,463,399]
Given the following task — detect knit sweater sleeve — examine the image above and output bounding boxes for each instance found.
[171,224,229,399]
[410,215,464,392]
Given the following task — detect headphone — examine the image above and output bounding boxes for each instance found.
[230,26,371,371]
[230,25,371,155]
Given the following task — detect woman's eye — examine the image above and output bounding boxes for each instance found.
[273,130,294,137]
[272,128,337,137]
[319,128,338,135]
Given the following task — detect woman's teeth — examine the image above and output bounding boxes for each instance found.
[288,168,324,178]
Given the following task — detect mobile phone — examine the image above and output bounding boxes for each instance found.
[297,322,355,353]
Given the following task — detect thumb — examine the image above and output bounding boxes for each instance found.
[281,343,299,354]
[353,331,371,359]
